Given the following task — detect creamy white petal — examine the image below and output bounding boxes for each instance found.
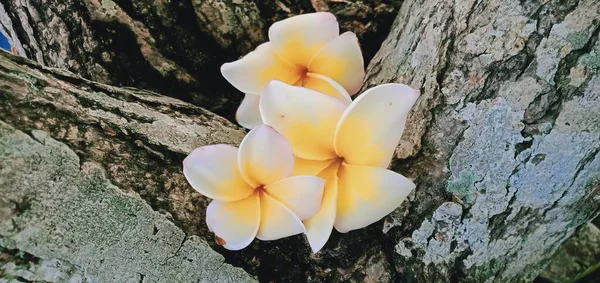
[183,145,254,202]
[335,84,419,168]
[302,72,352,104]
[205,193,260,250]
[308,32,365,95]
[236,93,263,129]
[260,80,347,161]
[238,125,294,188]
[256,192,306,240]
[290,156,335,176]
[334,163,414,233]
[269,12,339,67]
[304,160,340,253]
[265,176,325,220]
[221,42,300,94]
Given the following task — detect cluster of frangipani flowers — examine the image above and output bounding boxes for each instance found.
[183,12,420,253]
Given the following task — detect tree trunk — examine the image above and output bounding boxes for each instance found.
[0,51,253,281]
[365,0,600,281]
[0,0,400,114]
[0,0,599,282]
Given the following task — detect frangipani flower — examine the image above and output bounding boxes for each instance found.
[259,80,419,252]
[183,125,325,250]
[221,12,365,129]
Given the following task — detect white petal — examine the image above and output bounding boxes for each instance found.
[335,84,419,168]
[206,193,260,250]
[183,145,254,202]
[260,80,347,161]
[221,42,300,94]
[303,72,352,104]
[264,176,325,220]
[238,125,294,187]
[269,12,339,67]
[334,163,414,233]
[304,160,340,253]
[236,93,263,129]
[290,156,335,176]
[308,32,365,95]
[256,192,306,240]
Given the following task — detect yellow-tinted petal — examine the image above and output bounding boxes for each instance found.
[221,42,301,94]
[303,73,352,104]
[290,156,335,176]
[205,193,260,250]
[260,80,347,161]
[334,163,414,233]
[304,160,341,253]
[183,145,254,202]
[308,32,365,95]
[256,191,306,240]
[236,93,263,129]
[269,12,339,67]
[265,176,325,220]
[335,84,419,168]
[238,125,294,188]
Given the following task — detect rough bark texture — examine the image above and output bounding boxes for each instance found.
[0,0,599,282]
[0,51,253,281]
[365,0,600,282]
[0,0,400,116]
[0,122,254,282]
[539,223,600,282]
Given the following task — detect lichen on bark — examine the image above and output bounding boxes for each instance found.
[367,0,600,282]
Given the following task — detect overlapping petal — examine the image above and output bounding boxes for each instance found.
[265,176,325,220]
[260,80,347,161]
[304,160,341,253]
[269,12,339,67]
[334,163,415,233]
[290,156,334,176]
[308,32,365,95]
[206,193,260,250]
[256,192,306,240]
[302,73,352,104]
[236,93,263,129]
[238,125,294,187]
[183,145,254,202]
[221,42,300,95]
[335,84,419,168]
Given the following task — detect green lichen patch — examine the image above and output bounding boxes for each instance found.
[447,170,479,206]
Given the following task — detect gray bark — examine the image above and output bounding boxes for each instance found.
[365,0,600,282]
[0,0,599,282]
[0,51,252,281]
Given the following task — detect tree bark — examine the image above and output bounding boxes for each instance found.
[0,51,254,281]
[0,0,599,282]
[0,0,400,114]
[365,0,600,282]
[539,223,600,282]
